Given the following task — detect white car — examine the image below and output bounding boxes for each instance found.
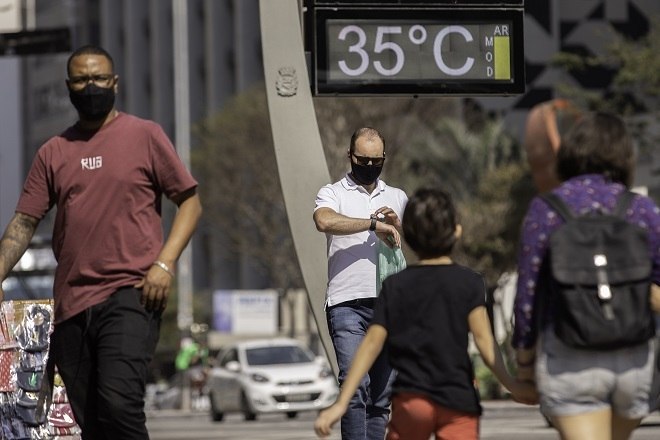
[207,338,338,422]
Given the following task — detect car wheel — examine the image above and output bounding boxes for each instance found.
[209,392,224,422]
[241,392,257,421]
[286,411,298,419]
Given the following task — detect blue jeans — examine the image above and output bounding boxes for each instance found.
[327,300,394,440]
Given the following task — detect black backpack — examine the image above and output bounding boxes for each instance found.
[541,191,655,350]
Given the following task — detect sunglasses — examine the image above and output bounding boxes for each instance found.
[351,152,385,167]
[67,74,116,90]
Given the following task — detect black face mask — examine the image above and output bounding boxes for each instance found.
[69,83,115,121]
[350,162,383,185]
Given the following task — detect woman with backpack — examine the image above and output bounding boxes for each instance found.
[513,111,660,440]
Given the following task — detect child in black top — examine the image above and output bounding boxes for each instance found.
[315,188,538,440]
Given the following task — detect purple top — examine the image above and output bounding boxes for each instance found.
[513,174,660,349]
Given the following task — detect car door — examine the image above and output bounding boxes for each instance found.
[214,348,242,411]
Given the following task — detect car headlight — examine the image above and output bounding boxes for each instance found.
[250,373,269,383]
[319,366,333,379]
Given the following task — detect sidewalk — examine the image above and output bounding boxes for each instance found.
[482,399,660,426]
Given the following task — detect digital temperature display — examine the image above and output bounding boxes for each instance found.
[312,7,525,95]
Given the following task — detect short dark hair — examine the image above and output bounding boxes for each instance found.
[349,127,386,153]
[67,45,115,76]
[403,188,458,259]
[556,111,634,186]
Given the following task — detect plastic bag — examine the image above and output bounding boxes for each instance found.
[376,240,406,295]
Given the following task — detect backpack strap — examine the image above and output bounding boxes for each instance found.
[541,190,636,220]
[539,192,574,221]
[613,190,635,218]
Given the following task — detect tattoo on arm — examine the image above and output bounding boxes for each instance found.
[0,213,39,278]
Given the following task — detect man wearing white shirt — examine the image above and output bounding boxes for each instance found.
[314,127,408,440]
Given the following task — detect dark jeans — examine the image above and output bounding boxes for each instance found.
[49,287,161,440]
[327,299,394,440]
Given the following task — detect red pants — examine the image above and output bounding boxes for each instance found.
[386,393,479,440]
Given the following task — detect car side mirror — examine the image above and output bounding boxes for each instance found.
[225,360,241,372]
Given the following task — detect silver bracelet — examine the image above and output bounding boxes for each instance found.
[152,260,175,277]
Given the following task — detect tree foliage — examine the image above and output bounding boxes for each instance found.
[393,113,533,286]
[192,84,303,292]
[553,16,660,152]
[313,95,534,286]
[312,95,462,186]
[457,164,534,285]
[607,20,660,105]
[191,84,533,293]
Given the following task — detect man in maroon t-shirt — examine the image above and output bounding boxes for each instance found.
[0,45,202,439]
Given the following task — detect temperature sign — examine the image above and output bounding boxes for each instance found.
[312,7,525,95]
[331,22,512,80]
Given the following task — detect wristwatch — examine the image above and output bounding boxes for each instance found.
[369,214,378,231]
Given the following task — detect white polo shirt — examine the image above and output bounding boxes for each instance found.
[315,173,408,307]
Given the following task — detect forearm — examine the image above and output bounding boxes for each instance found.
[0,213,39,280]
[651,284,660,314]
[474,331,514,390]
[514,347,537,382]
[314,208,399,246]
[314,208,371,235]
[470,306,514,389]
[513,202,548,348]
[158,193,202,267]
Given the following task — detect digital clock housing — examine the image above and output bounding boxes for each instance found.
[311,6,525,95]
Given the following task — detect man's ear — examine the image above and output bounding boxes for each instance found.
[455,224,463,240]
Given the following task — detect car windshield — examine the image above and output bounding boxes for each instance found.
[245,345,314,366]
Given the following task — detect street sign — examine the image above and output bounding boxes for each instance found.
[307,3,525,95]
[0,28,70,55]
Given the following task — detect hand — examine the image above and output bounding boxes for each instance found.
[314,403,345,438]
[509,379,539,405]
[374,206,402,231]
[375,222,401,248]
[135,263,173,311]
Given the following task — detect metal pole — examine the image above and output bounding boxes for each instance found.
[172,0,193,412]
[24,0,35,30]
[172,0,193,334]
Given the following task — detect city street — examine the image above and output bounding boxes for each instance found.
[146,400,660,440]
